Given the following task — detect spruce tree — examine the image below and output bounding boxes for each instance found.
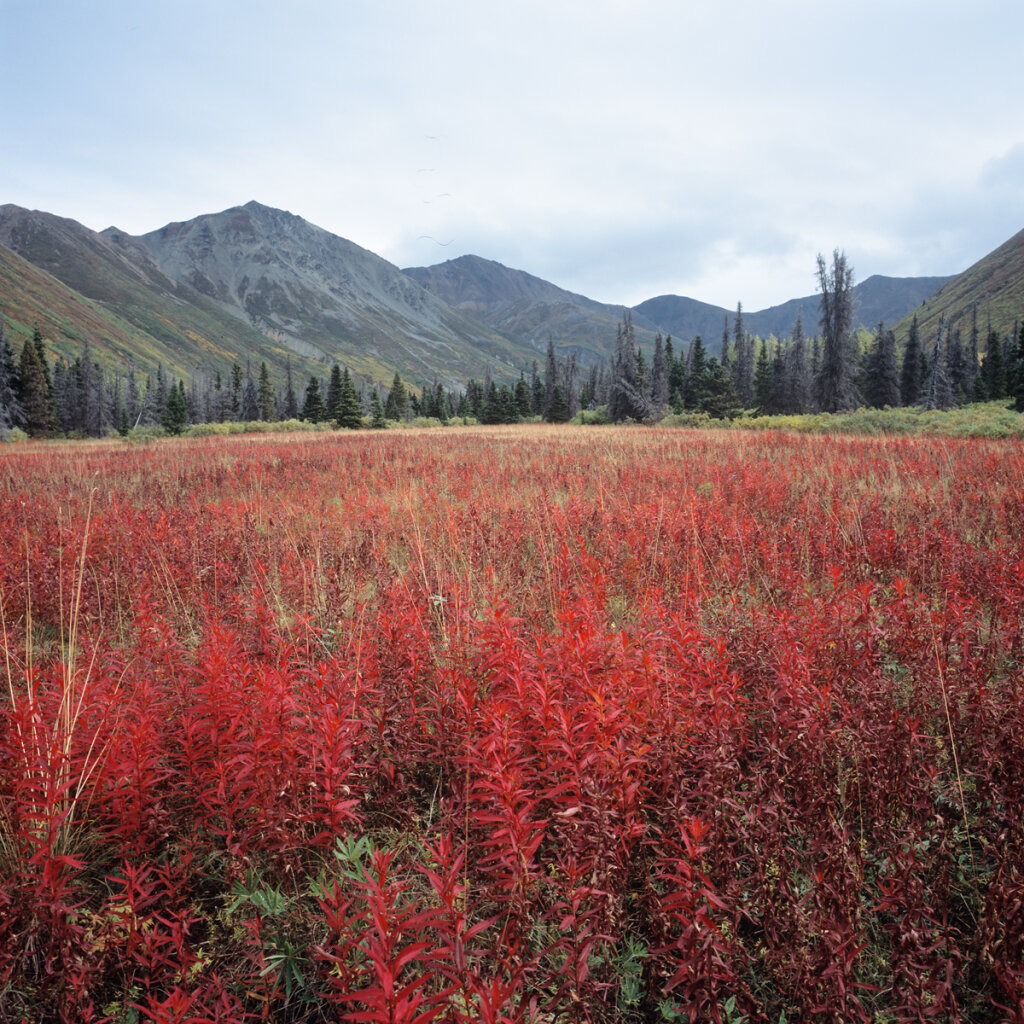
[608,312,650,421]
[325,364,344,422]
[683,335,709,411]
[785,315,810,414]
[925,333,955,411]
[18,332,58,436]
[125,364,141,430]
[651,333,669,414]
[229,362,243,420]
[336,367,363,429]
[767,349,788,415]
[302,376,326,422]
[814,250,859,413]
[863,324,901,409]
[547,384,570,423]
[542,337,558,420]
[240,362,260,422]
[370,390,387,428]
[702,358,739,419]
[530,361,544,415]
[944,326,969,402]
[257,362,276,421]
[732,304,755,408]
[384,372,408,420]
[752,340,773,413]
[283,357,299,419]
[0,324,24,436]
[900,315,922,406]
[162,379,189,434]
[1013,323,1024,413]
[982,328,1006,400]
[514,373,531,418]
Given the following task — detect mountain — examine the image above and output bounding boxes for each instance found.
[0,202,530,390]
[629,294,736,348]
[635,274,952,346]
[2,198,1014,399]
[136,202,526,386]
[403,255,662,363]
[0,203,306,382]
[408,254,951,363]
[892,227,1024,344]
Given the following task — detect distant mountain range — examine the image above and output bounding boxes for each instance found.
[1,199,1019,391]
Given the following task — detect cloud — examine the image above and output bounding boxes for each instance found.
[4,0,1024,312]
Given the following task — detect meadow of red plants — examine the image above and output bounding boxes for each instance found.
[1,424,1022,1023]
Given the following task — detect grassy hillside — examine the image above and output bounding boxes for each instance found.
[893,227,1024,344]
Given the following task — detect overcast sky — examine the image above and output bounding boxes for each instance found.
[4,0,1024,310]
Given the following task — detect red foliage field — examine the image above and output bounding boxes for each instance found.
[1,425,1022,1023]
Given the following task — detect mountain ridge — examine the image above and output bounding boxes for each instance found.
[3,199,1017,394]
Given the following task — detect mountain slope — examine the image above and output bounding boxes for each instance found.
[137,202,526,385]
[892,228,1024,344]
[0,202,535,390]
[0,204,313,381]
[404,255,662,363]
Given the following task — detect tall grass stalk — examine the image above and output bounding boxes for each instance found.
[1,493,124,863]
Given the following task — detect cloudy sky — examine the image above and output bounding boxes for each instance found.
[4,0,1023,310]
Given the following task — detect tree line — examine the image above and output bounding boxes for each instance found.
[0,324,476,439]
[3,251,1023,439]
[535,250,1024,423]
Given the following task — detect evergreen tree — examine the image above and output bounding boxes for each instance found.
[966,308,981,398]
[752,340,773,413]
[982,328,1007,400]
[240,362,260,421]
[945,325,969,402]
[562,352,580,419]
[785,314,810,413]
[0,323,24,436]
[336,367,363,429]
[530,361,544,415]
[257,362,276,421]
[651,332,669,414]
[732,304,755,407]
[152,365,169,425]
[325,364,344,422]
[229,362,243,420]
[110,373,127,435]
[924,326,955,411]
[542,337,558,420]
[18,331,58,436]
[863,323,901,409]
[608,312,651,421]
[282,357,299,419]
[1013,323,1024,413]
[480,382,503,424]
[666,336,684,408]
[384,372,408,420]
[547,383,570,423]
[464,379,484,419]
[702,358,740,419]
[124,364,141,430]
[302,376,326,422]
[514,373,532,418]
[767,348,788,415]
[370,390,387,428]
[162,379,189,434]
[814,250,859,412]
[683,335,709,411]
